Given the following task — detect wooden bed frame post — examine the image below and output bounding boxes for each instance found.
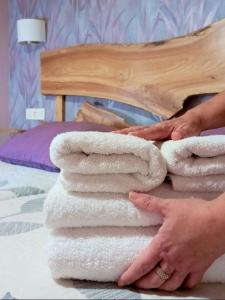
[56,95,65,121]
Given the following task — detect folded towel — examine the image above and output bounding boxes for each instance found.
[161,136,225,192]
[169,174,225,192]
[44,181,219,228]
[161,136,225,177]
[50,132,167,193]
[47,227,225,283]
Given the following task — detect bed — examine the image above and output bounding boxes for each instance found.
[1,18,225,299]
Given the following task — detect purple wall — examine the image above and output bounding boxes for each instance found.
[0,0,10,128]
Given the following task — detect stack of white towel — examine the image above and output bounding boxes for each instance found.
[44,132,225,283]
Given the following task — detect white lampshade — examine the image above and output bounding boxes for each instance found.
[17,18,46,44]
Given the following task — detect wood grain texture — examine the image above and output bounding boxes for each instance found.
[75,102,131,129]
[41,19,225,118]
[56,95,65,121]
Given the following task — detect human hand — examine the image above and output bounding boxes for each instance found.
[118,192,225,291]
[115,112,202,141]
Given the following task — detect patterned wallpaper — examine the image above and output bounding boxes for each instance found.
[9,0,225,129]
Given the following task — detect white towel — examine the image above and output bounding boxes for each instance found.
[44,181,219,229]
[50,132,167,193]
[169,174,225,192]
[47,227,225,283]
[161,136,225,176]
[161,136,225,192]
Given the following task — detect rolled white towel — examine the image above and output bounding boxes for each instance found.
[44,181,219,229]
[161,135,225,177]
[47,227,225,283]
[50,132,167,193]
[161,136,225,192]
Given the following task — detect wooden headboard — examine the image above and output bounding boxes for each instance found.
[41,18,225,121]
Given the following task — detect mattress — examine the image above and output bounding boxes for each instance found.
[0,161,225,299]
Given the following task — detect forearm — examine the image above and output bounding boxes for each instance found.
[185,91,225,131]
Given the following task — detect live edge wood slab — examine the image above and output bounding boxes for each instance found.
[41,18,225,120]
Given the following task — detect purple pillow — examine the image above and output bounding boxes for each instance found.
[201,127,225,136]
[0,122,113,172]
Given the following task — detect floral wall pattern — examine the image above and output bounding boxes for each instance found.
[9,0,225,129]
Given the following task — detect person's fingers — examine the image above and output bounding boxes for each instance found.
[113,125,149,134]
[159,271,187,291]
[171,130,184,140]
[135,261,174,289]
[129,130,167,140]
[115,121,174,141]
[118,238,161,287]
[129,192,168,216]
[171,123,198,140]
[182,271,204,289]
[116,117,200,141]
[128,123,173,140]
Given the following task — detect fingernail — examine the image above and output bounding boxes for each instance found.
[129,191,138,199]
[118,280,125,287]
[118,277,126,287]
